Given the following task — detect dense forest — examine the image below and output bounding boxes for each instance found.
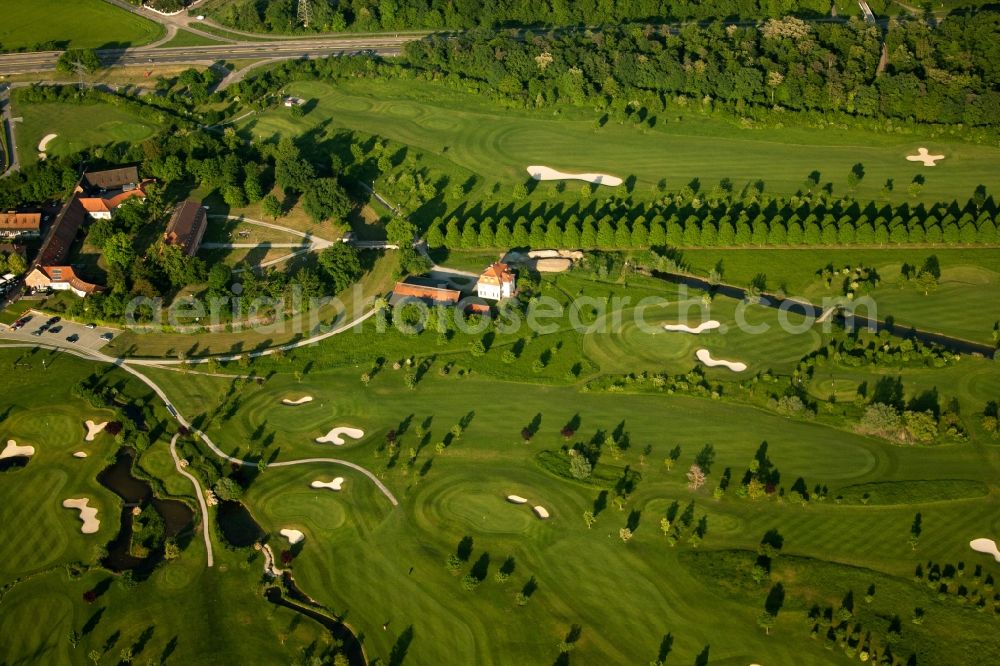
[207,0,871,33]
[403,12,1000,127]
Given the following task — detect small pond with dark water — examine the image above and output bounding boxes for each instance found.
[97,449,194,572]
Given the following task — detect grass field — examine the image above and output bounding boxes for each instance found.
[0,0,163,52]
[140,349,1000,665]
[240,78,1000,205]
[6,258,1000,664]
[0,349,335,665]
[679,248,1000,344]
[14,101,159,169]
[159,29,225,49]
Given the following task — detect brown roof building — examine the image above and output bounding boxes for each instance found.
[24,265,102,297]
[35,195,87,267]
[78,180,152,219]
[389,280,461,307]
[77,166,140,193]
[163,201,208,256]
[0,211,42,239]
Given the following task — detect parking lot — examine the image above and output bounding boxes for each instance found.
[2,309,120,352]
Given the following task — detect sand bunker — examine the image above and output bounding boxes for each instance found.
[0,440,34,459]
[85,420,107,441]
[696,349,747,372]
[311,477,345,491]
[970,538,1000,562]
[533,506,550,519]
[527,165,623,187]
[73,451,88,459]
[37,133,57,159]
[280,528,304,545]
[315,427,365,445]
[663,320,721,334]
[906,147,945,167]
[534,258,573,273]
[282,396,314,406]
[507,495,528,504]
[63,498,100,534]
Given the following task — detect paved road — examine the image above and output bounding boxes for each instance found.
[169,433,214,567]
[0,38,409,75]
[0,86,19,176]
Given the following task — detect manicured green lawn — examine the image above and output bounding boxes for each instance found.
[141,353,1000,665]
[0,0,163,52]
[680,248,1000,344]
[0,349,333,665]
[14,101,159,168]
[158,29,225,49]
[241,78,1000,205]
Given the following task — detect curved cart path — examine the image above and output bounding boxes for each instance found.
[169,433,214,567]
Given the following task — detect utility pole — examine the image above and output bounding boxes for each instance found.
[297,0,312,27]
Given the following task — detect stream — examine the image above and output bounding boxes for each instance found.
[650,270,996,358]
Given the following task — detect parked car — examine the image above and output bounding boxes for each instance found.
[100,332,114,341]
[66,334,79,343]
[48,325,62,334]
[85,323,96,329]
[31,329,43,336]
[47,316,60,325]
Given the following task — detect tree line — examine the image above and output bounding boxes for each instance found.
[210,0,887,34]
[425,198,1000,250]
[404,12,1000,128]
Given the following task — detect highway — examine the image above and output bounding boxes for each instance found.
[0,37,413,75]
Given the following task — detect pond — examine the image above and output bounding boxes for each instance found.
[0,456,30,472]
[216,499,265,548]
[97,448,194,572]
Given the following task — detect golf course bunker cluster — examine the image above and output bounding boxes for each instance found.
[311,477,345,491]
[315,427,365,445]
[0,440,34,460]
[526,165,623,186]
[62,498,100,534]
[2,4,1000,664]
[695,349,747,372]
[85,420,107,441]
[663,320,721,334]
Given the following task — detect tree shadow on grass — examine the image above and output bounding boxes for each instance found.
[456,536,473,562]
[388,625,414,666]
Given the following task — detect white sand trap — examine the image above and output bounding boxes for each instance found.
[507,495,528,504]
[315,427,364,445]
[85,420,107,441]
[73,451,88,459]
[970,538,1000,562]
[282,396,314,405]
[696,349,747,372]
[0,440,34,459]
[311,477,345,491]
[533,505,550,519]
[527,165,623,187]
[63,498,100,534]
[663,320,721,334]
[906,147,945,166]
[37,133,57,153]
[280,528,304,545]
